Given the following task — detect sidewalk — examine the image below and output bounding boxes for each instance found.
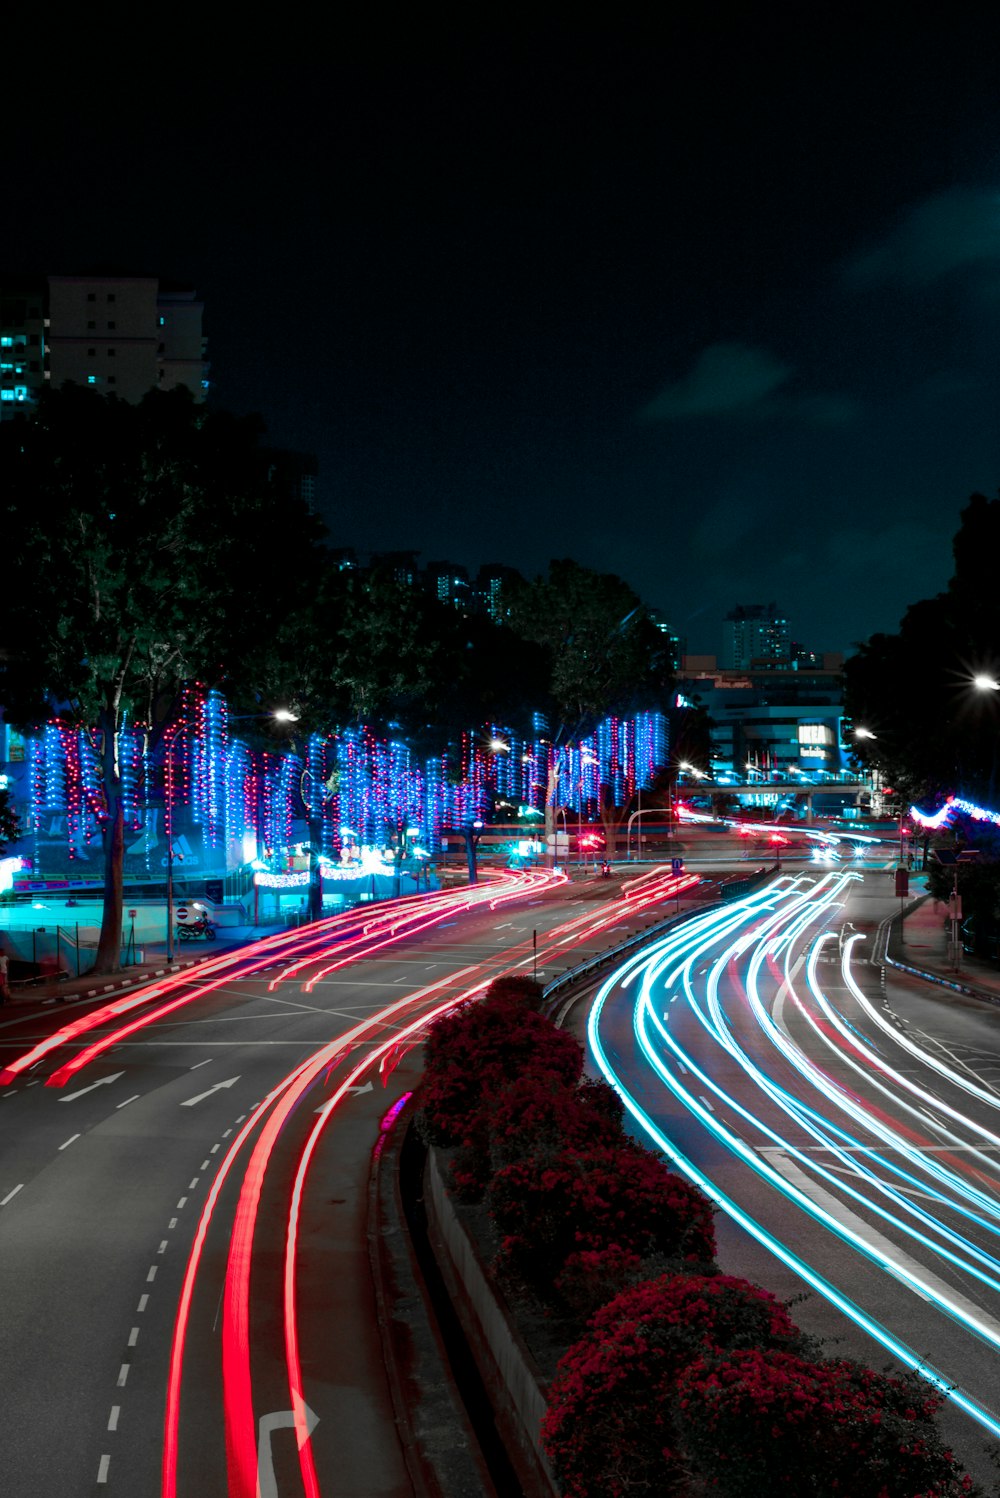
[886,879,1000,1009]
[3,923,278,1008]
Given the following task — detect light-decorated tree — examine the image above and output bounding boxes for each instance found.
[0,386,325,971]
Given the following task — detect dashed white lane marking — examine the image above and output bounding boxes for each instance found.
[116,1364,129,1387]
[189,1178,199,1190]
[157,1240,168,1255]
[1,1184,23,1205]
[169,1216,178,1228]
[107,1406,120,1431]
[698,1095,715,1112]
[97,1453,111,1483]
[222,1129,232,1138]
[128,1327,139,1347]
[200,1159,210,1171]
[116,1094,140,1109]
[58,1134,80,1150]
[210,1143,220,1153]
[176,1196,187,1209]
[137,1295,149,1313]
[146,1266,157,1283]
[3,1090,16,1097]
[190,1058,213,1069]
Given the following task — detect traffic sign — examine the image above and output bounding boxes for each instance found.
[671,857,684,875]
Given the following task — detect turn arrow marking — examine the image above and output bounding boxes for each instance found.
[58,1071,126,1103]
[257,1404,319,1498]
[180,1077,240,1108]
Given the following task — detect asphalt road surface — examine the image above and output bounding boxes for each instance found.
[0,867,689,1497]
[588,867,1000,1485]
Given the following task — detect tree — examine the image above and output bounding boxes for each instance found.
[844,492,1000,809]
[0,785,20,854]
[0,387,325,971]
[507,559,673,841]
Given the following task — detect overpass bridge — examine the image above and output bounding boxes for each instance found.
[678,775,870,822]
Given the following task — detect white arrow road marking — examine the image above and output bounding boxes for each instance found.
[257,1405,319,1498]
[180,1077,240,1108]
[315,1080,373,1116]
[58,1071,126,1103]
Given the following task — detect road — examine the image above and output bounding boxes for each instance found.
[588,867,1000,1482]
[0,865,693,1497]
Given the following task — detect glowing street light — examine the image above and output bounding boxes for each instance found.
[973,674,1000,693]
[272,707,300,723]
[854,727,878,740]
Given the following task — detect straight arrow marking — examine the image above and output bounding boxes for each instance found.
[180,1077,240,1108]
[58,1071,126,1103]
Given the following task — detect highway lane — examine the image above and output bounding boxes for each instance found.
[588,870,1000,1483]
[0,867,694,1497]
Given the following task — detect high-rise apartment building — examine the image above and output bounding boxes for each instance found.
[474,563,522,622]
[426,560,471,609]
[0,274,207,420]
[0,278,46,418]
[724,603,790,669]
[47,275,207,402]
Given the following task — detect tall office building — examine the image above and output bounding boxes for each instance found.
[724,603,791,670]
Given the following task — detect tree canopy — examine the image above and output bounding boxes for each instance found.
[507,558,672,737]
[843,492,1000,807]
[0,386,326,968]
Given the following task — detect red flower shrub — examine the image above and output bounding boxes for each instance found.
[419,984,583,1147]
[542,1273,805,1498]
[676,1350,974,1497]
[446,1072,627,1200]
[488,1144,716,1298]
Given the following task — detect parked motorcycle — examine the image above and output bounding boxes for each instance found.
[176,917,217,942]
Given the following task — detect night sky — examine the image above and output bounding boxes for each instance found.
[9,19,1000,658]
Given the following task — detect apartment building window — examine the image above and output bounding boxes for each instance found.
[107,294,116,303]
[107,348,116,357]
[87,293,96,302]
[88,348,96,357]
[107,321,116,330]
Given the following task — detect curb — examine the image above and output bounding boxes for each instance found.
[9,953,212,1006]
[875,896,1000,1010]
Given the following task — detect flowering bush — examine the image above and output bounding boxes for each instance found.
[488,1144,716,1299]
[419,982,583,1147]
[541,1273,806,1498]
[448,1072,627,1200]
[675,1349,975,1497]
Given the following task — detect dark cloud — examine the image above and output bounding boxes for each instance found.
[639,343,791,421]
[846,187,1000,292]
[639,343,859,428]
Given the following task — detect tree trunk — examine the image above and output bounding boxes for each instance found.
[306,812,324,922]
[544,760,560,861]
[463,825,479,884]
[93,705,125,974]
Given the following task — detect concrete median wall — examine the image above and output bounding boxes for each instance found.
[424,1147,558,1498]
